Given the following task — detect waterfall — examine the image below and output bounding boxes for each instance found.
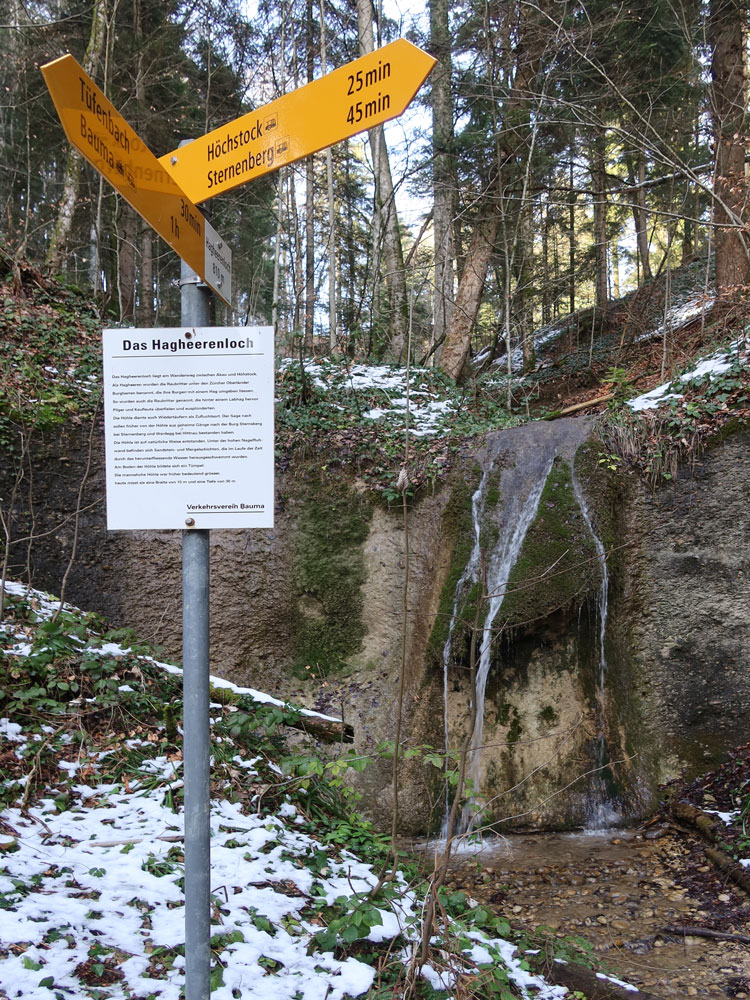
[440,419,612,838]
[458,466,552,833]
[441,470,490,830]
[441,444,554,837]
[571,472,621,829]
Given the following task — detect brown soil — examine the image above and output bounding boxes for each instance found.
[416,827,750,999]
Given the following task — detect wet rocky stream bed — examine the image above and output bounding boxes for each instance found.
[412,824,750,998]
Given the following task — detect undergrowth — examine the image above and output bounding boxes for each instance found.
[0,265,103,432]
[597,347,750,487]
[275,360,522,499]
[3,250,747,503]
[0,583,608,999]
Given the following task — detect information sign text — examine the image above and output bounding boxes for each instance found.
[102,327,274,529]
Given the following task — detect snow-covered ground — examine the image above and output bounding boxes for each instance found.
[279,359,463,438]
[475,292,717,379]
[627,334,748,412]
[0,583,339,727]
[633,295,715,345]
[0,768,383,1000]
[474,318,575,376]
[0,581,582,999]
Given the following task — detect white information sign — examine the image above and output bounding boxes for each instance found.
[102,327,274,530]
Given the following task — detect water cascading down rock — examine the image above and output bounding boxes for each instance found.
[439,419,627,834]
[571,471,622,829]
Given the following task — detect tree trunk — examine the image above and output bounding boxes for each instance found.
[272,172,284,342]
[439,0,545,382]
[137,226,153,325]
[591,131,609,326]
[430,0,455,365]
[630,152,652,283]
[568,153,576,316]
[342,152,361,351]
[288,169,303,337]
[357,0,408,361]
[319,0,337,352]
[709,0,749,295]
[272,15,287,346]
[611,238,620,299]
[304,0,315,352]
[439,209,500,380]
[519,194,535,372]
[541,203,551,325]
[305,152,315,349]
[45,0,109,274]
[117,201,138,323]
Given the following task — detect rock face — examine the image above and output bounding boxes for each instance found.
[3,418,748,834]
[625,429,750,775]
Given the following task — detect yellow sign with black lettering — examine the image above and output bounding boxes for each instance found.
[160,39,436,203]
[41,54,231,304]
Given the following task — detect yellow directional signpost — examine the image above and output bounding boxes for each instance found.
[42,40,433,1000]
[160,38,436,203]
[41,54,232,304]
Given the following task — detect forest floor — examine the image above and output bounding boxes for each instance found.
[444,823,750,999]
[502,260,726,417]
[413,746,750,999]
[2,581,644,1000]
[10,577,749,1000]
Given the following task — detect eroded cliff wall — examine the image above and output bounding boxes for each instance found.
[3,418,748,833]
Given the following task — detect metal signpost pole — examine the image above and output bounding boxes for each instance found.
[181,257,212,1000]
[43,48,432,1000]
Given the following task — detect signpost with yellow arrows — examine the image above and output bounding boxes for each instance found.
[41,38,434,1000]
[41,54,232,304]
[42,39,435,297]
[160,38,436,204]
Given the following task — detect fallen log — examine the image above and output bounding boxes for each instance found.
[670,800,723,843]
[543,392,615,420]
[705,846,750,897]
[669,799,750,898]
[527,955,661,1000]
[294,714,354,744]
[663,925,750,945]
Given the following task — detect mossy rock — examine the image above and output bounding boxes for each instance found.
[426,466,482,667]
[290,477,372,675]
[500,456,599,629]
[573,438,634,606]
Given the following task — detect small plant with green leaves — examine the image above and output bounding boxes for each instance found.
[604,365,634,403]
[729,778,750,859]
[311,894,385,953]
[597,450,622,472]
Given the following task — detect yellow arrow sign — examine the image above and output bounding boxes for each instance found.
[41,54,231,304]
[160,38,436,203]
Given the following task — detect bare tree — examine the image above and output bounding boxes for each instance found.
[357,0,409,360]
[45,0,110,274]
[708,0,749,295]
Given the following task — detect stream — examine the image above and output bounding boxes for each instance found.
[411,828,750,998]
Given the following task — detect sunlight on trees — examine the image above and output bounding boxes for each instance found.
[0,0,744,369]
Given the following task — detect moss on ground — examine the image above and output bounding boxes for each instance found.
[290,477,372,675]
